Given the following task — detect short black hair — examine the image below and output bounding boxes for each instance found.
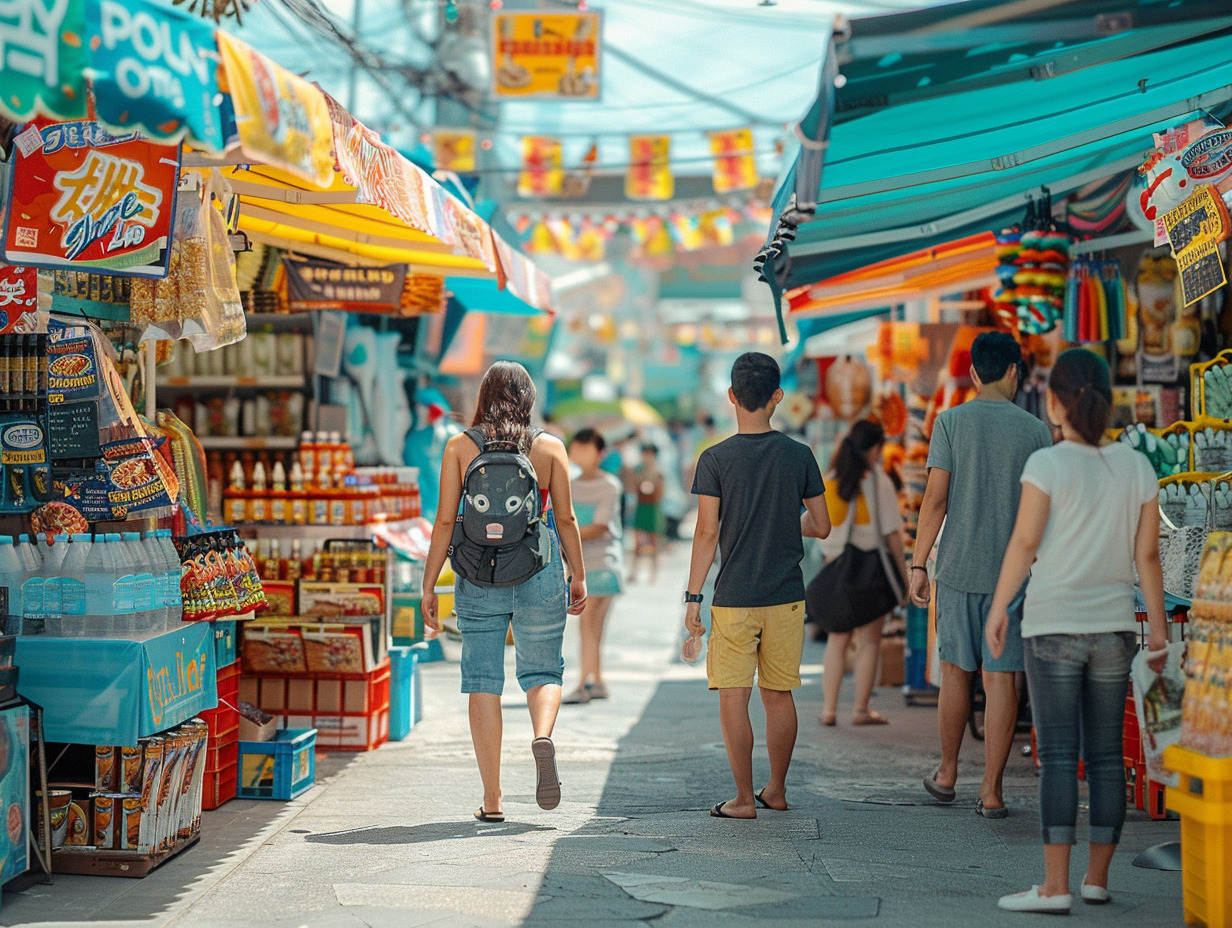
[730,352,781,411]
[570,427,606,453]
[639,442,658,455]
[970,332,1022,385]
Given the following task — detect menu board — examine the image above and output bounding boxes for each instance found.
[1162,185,1231,306]
[49,402,101,460]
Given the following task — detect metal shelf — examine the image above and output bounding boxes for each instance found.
[156,375,307,390]
[196,435,300,450]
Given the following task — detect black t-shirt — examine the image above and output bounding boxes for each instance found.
[692,431,825,608]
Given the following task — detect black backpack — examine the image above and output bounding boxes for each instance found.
[448,428,552,587]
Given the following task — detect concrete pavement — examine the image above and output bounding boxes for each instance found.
[2,544,1184,927]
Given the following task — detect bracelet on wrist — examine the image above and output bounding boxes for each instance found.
[910,566,928,573]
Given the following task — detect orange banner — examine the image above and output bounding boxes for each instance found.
[518,136,564,198]
[493,12,601,100]
[627,135,673,200]
[709,128,758,193]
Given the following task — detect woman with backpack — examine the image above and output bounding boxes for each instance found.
[421,361,588,823]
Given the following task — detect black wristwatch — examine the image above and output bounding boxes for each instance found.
[683,592,704,604]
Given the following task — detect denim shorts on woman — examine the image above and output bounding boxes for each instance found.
[453,535,567,695]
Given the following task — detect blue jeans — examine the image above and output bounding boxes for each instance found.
[454,534,567,695]
[1024,632,1137,845]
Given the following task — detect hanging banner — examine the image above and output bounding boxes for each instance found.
[85,0,226,152]
[493,232,553,313]
[0,0,90,124]
[518,136,563,198]
[2,117,179,277]
[709,128,758,193]
[492,11,601,100]
[216,31,334,188]
[1162,184,1230,306]
[1132,117,1232,245]
[432,129,476,173]
[283,255,407,314]
[0,265,39,333]
[626,135,673,200]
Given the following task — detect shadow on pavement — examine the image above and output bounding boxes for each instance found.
[305,821,555,845]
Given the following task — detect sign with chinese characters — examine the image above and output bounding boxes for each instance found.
[85,0,225,152]
[2,117,179,277]
[432,129,476,173]
[1162,184,1231,306]
[283,255,407,313]
[0,265,39,333]
[518,136,563,197]
[0,0,90,123]
[626,135,673,200]
[709,128,758,193]
[492,11,600,100]
[216,30,334,188]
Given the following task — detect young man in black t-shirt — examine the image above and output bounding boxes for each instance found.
[686,352,830,819]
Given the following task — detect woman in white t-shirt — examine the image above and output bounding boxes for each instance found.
[986,349,1167,915]
[805,420,906,727]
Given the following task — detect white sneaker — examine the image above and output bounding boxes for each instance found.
[1081,884,1111,905]
[998,886,1073,914]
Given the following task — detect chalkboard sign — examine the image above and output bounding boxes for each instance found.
[49,402,100,460]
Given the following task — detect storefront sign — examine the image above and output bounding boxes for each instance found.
[1162,184,1230,306]
[283,255,407,313]
[709,128,758,194]
[492,11,600,100]
[2,117,179,277]
[0,0,89,123]
[518,136,563,197]
[216,31,334,188]
[626,135,673,200]
[1133,118,1232,245]
[85,0,225,152]
[432,129,476,173]
[0,265,38,333]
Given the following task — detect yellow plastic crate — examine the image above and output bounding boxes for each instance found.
[1165,746,1232,928]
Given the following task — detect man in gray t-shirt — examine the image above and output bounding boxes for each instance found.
[910,332,1052,817]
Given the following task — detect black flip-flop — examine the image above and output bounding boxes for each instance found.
[755,790,787,811]
[474,807,505,823]
[531,737,561,810]
[923,768,957,803]
[710,801,754,819]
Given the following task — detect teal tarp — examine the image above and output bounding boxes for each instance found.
[16,622,216,746]
[447,277,541,316]
[765,1,1232,298]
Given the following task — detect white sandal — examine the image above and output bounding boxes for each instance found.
[997,886,1072,913]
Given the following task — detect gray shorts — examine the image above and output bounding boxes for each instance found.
[935,581,1024,673]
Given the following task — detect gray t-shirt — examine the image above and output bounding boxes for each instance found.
[693,431,825,608]
[926,399,1052,594]
[571,472,623,574]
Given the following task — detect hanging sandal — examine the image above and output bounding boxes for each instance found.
[474,807,505,823]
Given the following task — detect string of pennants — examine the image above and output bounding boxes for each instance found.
[509,201,774,261]
[430,128,765,200]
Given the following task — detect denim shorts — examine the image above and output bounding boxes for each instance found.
[454,536,567,695]
[936,582,1025,672]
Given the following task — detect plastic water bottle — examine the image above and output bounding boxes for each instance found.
[58,534,91,637]
[152,530,182,630]
[139,531,166,631]
[0,536,22,635]
[124,531,157,636]
[38,534,70,636]
[109,533,138,635]
[85,535,119,637]
[17,534,43,636]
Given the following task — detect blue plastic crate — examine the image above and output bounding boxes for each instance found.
[237,729,316,800]
[389,647,417,741]
[214,622,238,669]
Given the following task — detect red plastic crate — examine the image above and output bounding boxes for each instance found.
[201,662,241,738]
[203,765,238,810]
[205,736,238,775]
[246,662,391,718]
[1122,685,1171,820]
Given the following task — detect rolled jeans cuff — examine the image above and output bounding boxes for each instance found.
[1041,825,1077,846]
[1088,826,1121,845]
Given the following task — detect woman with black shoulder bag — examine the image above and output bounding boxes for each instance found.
[803,420,907,727]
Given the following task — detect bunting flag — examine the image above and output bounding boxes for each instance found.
[709,128,758,193]
[518,136,564,197]
[561,142,599,198]
[432,129,476,173]
[626,135,673,200]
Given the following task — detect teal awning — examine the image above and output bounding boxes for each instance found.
[763,0,1232,308]
[447,277,542,316]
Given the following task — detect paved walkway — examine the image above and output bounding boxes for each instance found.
[3,545,1184,927]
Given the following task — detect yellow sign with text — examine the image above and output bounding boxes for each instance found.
[492,12,601,100]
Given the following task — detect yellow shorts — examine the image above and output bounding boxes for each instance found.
[707,601,805,691]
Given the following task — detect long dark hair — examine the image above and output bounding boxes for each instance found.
[472,361,537,451]
[1049,348,1111,446]
[834,420,885,502]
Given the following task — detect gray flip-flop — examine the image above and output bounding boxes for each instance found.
[923,768,957,803]
[532,737,561,810]
[975,798,1008,819]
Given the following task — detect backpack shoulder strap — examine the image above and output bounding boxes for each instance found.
[463,428,487,453]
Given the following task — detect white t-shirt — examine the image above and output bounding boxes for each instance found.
[1020,441,1158,637]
